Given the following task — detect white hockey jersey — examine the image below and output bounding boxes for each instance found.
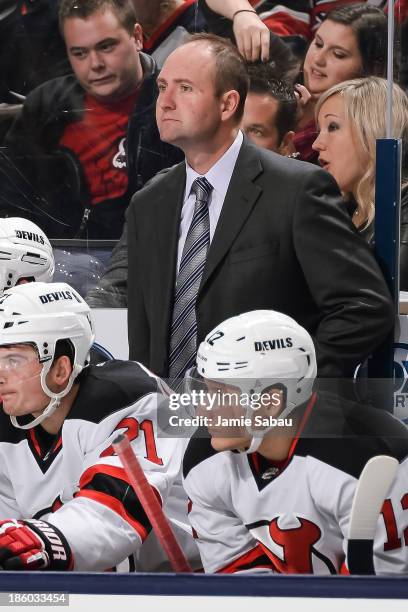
[0,360,197,571]
[183,392,408,575]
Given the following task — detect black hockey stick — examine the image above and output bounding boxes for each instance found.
[347,455,398,574]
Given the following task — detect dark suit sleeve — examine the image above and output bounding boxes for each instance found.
[292,168,394,378]
[126,200,151,365]
[86,222,128,308]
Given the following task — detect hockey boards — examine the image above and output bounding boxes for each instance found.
[347,455,399,574]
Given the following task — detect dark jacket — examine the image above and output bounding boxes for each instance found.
[127,138,393,378]
[1,52,183,238]
[346,184,408,291]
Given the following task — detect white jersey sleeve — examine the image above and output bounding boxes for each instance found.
[0,470,22,519]
[48,392,186,571]
[183,450,275,574]
[309,455,408,574]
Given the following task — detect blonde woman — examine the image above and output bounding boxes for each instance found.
[312,76,408,288]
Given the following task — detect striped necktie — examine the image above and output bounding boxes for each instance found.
[168,176,213,380]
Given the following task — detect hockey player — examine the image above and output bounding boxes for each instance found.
[0,217,54,293]
[0,281,195,571]
[182,310,408,574]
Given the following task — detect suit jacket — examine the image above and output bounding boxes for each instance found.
[127,138,393,378]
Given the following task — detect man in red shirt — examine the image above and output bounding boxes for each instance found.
[3,0,183,239]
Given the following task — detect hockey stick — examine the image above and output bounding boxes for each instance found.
[347,454,398,574]
[113,433,192,573]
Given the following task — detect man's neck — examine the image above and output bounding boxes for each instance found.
[257,412,302,462]
[185,128,239,175]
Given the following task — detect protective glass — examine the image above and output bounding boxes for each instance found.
[0,347,41,379]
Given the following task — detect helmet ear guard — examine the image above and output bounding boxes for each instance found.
[195,310,317,449]
[0,282,95,429]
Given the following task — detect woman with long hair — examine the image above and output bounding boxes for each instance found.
[296,3,388,162]
[313,76,408,287]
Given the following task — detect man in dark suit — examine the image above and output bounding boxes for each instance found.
[126,32,393,380]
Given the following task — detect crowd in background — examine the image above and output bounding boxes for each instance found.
[0,0,406,296]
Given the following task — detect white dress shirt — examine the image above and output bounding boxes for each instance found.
[176,130,244,273]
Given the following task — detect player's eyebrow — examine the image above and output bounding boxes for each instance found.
[156,77,195,85]
[69,37,118,52]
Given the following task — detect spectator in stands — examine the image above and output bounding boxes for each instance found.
[296,4,388,163]
[1,0,183,239]
[242,63,298,155]
[200,0,310,55]
[198,0,387,58]
[313,76,408,289]
[134,0,207,67]
[200,3,388,164]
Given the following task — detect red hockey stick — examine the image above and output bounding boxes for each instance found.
[113,433,192,573]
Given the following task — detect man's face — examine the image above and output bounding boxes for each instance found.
[156,42,225,151]
[241,92,295,156]
[242,92,282,153]
[0,345,48,418]
[198,380,286,453]
[63,8,143,103]
[199,379,252,453]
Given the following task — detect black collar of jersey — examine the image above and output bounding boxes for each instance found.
[246,394,317,491]
[26,425,62,474]
[247,452,294,491]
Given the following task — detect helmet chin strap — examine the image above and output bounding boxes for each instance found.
[10,363,83,430]
[238,436,263,454]
[11,395,61,430]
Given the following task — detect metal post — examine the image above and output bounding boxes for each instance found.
[367,139,401,410]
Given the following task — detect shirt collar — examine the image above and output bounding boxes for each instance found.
[184,130,244,203]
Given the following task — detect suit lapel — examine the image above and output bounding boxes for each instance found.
[153,163,186,341]
[200,141,263,291]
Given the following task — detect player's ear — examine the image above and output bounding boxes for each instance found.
[47,355,72,390]
[133,23,143,51]
[220,90,240,122]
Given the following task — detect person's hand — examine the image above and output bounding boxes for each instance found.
[294,83,312,122]
[294,83,311,108]
[232,11,270,62]
[0,519,73,570]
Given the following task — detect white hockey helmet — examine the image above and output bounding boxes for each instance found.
[0,217,54,293]
[0,282,94,429]
[195,310,317,451]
